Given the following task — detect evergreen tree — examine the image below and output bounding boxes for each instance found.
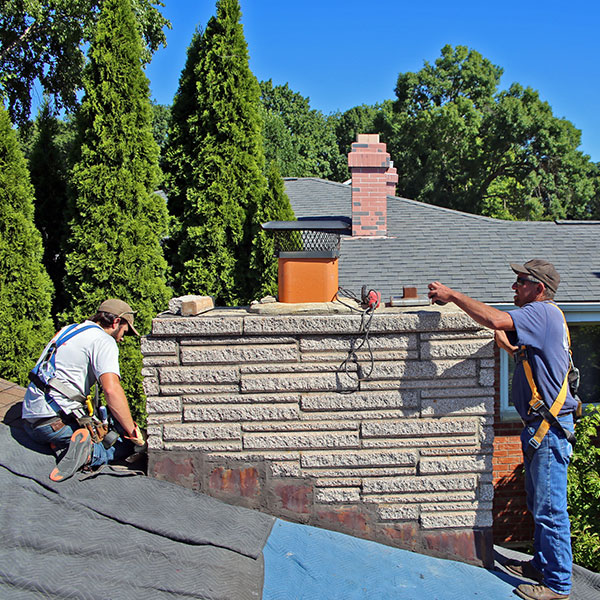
[163,0,268,305]
[63,0,171,422]
[28,102,75,319]
[0,106,54,385]
[248,161,296,299]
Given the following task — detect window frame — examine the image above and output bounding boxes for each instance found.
[492,302,600,420]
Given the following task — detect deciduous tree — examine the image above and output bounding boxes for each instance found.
[380,45,596,220]
[260,80,345,181]
[0,0,169,124]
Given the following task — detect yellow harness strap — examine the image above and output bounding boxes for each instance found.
[520,302,572,452]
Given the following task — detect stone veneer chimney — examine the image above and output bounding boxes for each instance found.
[348,134,398,237]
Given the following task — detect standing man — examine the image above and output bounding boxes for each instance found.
[428,260,577,600]
[22,299,145,481]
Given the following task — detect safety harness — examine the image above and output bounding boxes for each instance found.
[28,323,117,447]
[515,302,578,461]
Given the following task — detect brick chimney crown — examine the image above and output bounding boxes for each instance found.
[348,134,398,237]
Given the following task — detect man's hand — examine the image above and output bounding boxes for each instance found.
[428,281,454,305]
[427,280,515,331]
[125,422,146,446]
[495,330,518,356]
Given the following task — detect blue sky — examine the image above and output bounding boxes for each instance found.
[146,0,599,162]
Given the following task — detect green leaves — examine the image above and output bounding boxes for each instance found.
[381,45,597,220]
[163,0,292,305]
[0,0,169,124]
[567,404,600,572]
[0,106,54,385]
[62,0,171,422]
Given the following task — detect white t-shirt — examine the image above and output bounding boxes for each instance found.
[22,321,121,420]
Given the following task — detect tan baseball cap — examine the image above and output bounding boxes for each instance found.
[97,299,140,336]
[510,259,560,293]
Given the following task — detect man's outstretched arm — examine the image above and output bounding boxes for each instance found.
[428,281,515,331]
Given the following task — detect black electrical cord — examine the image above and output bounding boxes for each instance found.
[335,287,377,386]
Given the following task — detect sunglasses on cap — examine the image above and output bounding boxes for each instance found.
[515,275,541,286]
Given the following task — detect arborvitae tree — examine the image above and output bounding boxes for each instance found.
[62,0,171,423]
[163,0,268,305]
[248,161,296,299]
[28,102,74,320]
[0,106,54,385]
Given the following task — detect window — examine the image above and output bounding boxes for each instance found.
[496,304,600,418]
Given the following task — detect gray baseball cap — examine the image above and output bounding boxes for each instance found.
[510,259,560,293]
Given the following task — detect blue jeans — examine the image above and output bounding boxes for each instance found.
[24,419,133,467]
[521,414,574,594]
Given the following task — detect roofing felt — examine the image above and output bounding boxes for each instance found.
[283,178,600,305]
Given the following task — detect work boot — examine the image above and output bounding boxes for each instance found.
[504,559,543,583]
[49,428,92,482]
[515,583,569,600]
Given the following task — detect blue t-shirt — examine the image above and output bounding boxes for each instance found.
[508,301,578,423]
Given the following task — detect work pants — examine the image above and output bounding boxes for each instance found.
[521,414,574,595]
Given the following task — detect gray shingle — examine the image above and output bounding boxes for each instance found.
[284,178,600,304]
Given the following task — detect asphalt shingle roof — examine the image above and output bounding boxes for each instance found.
[284,178,600,304]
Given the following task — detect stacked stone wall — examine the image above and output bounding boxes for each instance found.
[142,306,495,567]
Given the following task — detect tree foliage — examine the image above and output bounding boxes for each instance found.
[247,160,296,299]
[567,404,600,572]
[379,45,596,220]
[260,79,345,181]
[28,102,76,319]
[0,106,54,385]
[62,0,171,422]
[163,0,277,305]
[0,0,170,124]
[330,101,393,181]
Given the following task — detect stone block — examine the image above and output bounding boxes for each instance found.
[362,418,478,439]
[146,396,182,414]
[421,396,494,417]
[142,377,159,396]
[243,430,359,451]
[181,344,298,365]
[159,366,239,385]
[300,390,418,411]
[163,423,240,441]
[479,368,495,387]
[240,372,354,393]
[420,511,493,529]
[420,455,492,474]
[152,315,243,336]
[141,337,178,356]
[378,504,420,521]
[182,392,301,405]
[300,333,417,352]
[184,403,298,422]
[300,449,417,469]
[315,487,361,503]
[421,339,493,359]
[363,474,477,494]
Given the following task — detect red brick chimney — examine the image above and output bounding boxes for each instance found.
[348,134,398,237]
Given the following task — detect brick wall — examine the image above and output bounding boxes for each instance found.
[348,134,398,237]
[142,305,496,567]
[492,346,532,544]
